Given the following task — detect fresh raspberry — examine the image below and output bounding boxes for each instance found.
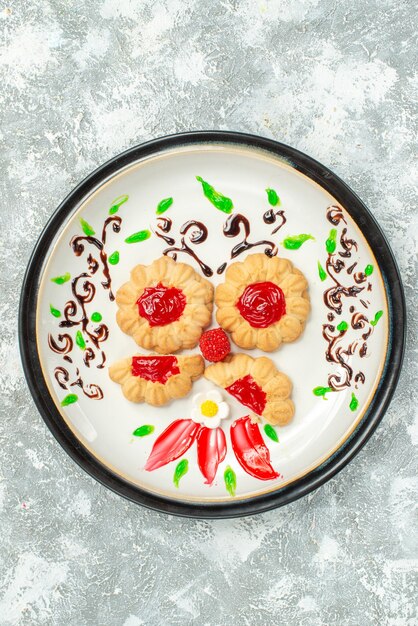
[199,328,230,362]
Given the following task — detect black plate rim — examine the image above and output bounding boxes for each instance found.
[19,130,406,519]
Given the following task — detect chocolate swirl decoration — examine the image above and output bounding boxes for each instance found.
[87,254,99,274]
[328,257,345,273]
[48,209,122,403]
[48,333,73,355]
[84,347,96,368]
[263,208,287,234]
[163,220,213,277]
[157,207,286,276]
[60,274,95,328]
[353,271,367,284]
[54,366,70,389]
[322,324,353,390]
[70,215,121,301]
[339,228,358,259]
[100,216,122,296]
[355,372,365,385]
[320,204,377,391]
[57,273,109,367]
[54,366,103,399]
[326,205,347,226]
[222,213,278,262]
[154,217,175,245]
[323,280,364,315]
[351,312,368,330]
[328,346,354,391]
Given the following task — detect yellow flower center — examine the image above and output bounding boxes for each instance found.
[200,400,219,418]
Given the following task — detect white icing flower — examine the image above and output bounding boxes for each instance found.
[191,390,230,429]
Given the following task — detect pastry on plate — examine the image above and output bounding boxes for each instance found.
[109,353,204,406]
[215,253,310,351]
[205,354,294,425]
[116,256,214,354]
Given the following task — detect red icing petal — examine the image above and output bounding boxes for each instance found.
[197,426,227,485]
[230,416,279,480]
[145,419,200,471]
[237,281,286,328]
[137,283,186,327]
[131,355,180,384]
[226,374,267,415]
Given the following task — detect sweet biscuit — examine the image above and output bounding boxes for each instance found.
[215,253,310,351]
[116,256,214,354]
[109,353,204,406]
[205,354,294,426]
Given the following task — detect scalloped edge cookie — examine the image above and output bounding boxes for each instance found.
[205,354,294,426]
[116,256,214,354]
[215,253,310,351]
[109,353,204,406]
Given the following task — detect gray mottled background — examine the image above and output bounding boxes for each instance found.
[1,1,417,624]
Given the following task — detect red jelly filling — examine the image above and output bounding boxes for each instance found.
[131,356,180,384]
[236,281,286,328]
[226,375,267,415]
[137,283,186,327]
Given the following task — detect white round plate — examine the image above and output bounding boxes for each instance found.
[20,132,405,517]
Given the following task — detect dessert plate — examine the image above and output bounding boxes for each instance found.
[19,132,405,518]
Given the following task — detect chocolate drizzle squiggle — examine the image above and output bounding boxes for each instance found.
[354,372,365,385]
[49,204,123,402]
[58,273,109,365]
[263,208,287,234]
[163,220,213,277]
[154,217,175,245]
[326,206,347,226]
[48,333,73,355]
[71,215,121,301]
[339,228,358,259]
[54,366,103,399]
[320,204,378,392]
[223,213,278,259]
[157,206,286,277]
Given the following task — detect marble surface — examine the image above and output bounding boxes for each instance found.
[1,1,417,624]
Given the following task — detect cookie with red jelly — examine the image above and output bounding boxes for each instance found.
[215,253,310,351]
[115,256,214,354]
[204,354,294,426]
[109,353,204,406]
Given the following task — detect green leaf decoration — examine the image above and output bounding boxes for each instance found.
[125,230,151,244]
[80,218,95,236]
[156,197,174,215]
[196,176,233,214]
[318,261,327,281]
[337,321,348,332]
[370,310,383,327]
[349,392,359,411]
[264,424,279,443]
[132,425,155,437]
[224,466,237,497]
[364,264,374,277]
[173,459,189,488]
[61,394,78,407]
[75,330,86,350]
[91,312,102,323]
[265,188,280,206]
[282,234,315,250]
[109,194,129,215]
[49,304,61,318]
[108,250,120,265]
[313,386,334,399]
[326,229,337,254]
[51,272,71,285]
